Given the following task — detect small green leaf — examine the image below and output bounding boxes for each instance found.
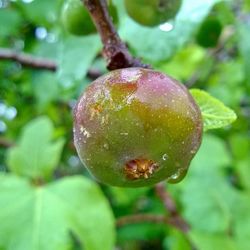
[7,116,64,179]
[190,89,237,131]
[0,174,115,250]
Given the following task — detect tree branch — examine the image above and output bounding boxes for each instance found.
[0,48,56,71]
[0,48,103,79]
[155,182,190,233]
[82,0,149,70]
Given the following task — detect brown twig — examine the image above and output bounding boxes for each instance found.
[0,138,15,148]
[116,214,168,227]
[0,48,56,71]
[0,48,103,80]
[155,182,190,233]
[82,0,149,70]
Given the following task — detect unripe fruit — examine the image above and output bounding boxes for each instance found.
[125,0,182,27]
[61,0,96,36]
[74,68,203,187]
[61,0,118,36]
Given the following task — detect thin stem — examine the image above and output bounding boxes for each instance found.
[116,214,168,227]
[0,138,14,148]
[155,182,190,233]
[0,48,102,79]
[0,48,56,71]
[82,0,149,70]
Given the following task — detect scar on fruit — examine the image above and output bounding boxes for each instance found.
[124,159,159,180]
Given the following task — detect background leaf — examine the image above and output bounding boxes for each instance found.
[7,116,65,179]
[118,0,222,63]
[189,232,237,250]
[57,35,101,85]
[0,174,115,250]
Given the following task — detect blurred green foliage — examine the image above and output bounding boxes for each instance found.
[0,0,250,249]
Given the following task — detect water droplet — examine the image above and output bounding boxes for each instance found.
[120,132,128,136]
[162,153,168,161]
[5,107,17,120]
[170,172,180,180]
[35,27,47,40]
[103,143,109,149]
[68,156,80,168]
[0,121,7,133]
[159,22,174,32]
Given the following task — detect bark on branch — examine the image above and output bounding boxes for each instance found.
[0,48,102,79]
[82,0,149,70]
[0,48,56,71]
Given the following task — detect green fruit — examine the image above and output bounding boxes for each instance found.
[196,16,222,48]
[61,0,118,36]
[73,68,203,187]
[61,0,96,36]
[125,0,182,27]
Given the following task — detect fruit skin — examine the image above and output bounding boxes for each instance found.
[125,0,182,27]
[73,68,203,187]
[61,0,118,36]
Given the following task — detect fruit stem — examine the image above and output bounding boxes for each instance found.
[82,0,150,70]
[155,182,190,233]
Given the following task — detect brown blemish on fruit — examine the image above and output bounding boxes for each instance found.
[124,159,159,180]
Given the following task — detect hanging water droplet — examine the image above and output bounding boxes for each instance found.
[162,153,168,161]
[171,173,179,180]
[170,172,180,180]
[120,132,128,136]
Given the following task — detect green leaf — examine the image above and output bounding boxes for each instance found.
[7,116,64,179]
[15,0,62,27]
[190,134,231,171]
[190,89,237,131]
[0,8,22,37]
[189,231,237,250]
[180,135,235,233]
[119,0,222,63]
[181,173,232,233]
[237,19,250,87]
[233,195,250,250]
[57,35,101,85]
[32,72,60,109]
[158,45,206,81]
[164,229,191,250]
[0,174,115,250]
